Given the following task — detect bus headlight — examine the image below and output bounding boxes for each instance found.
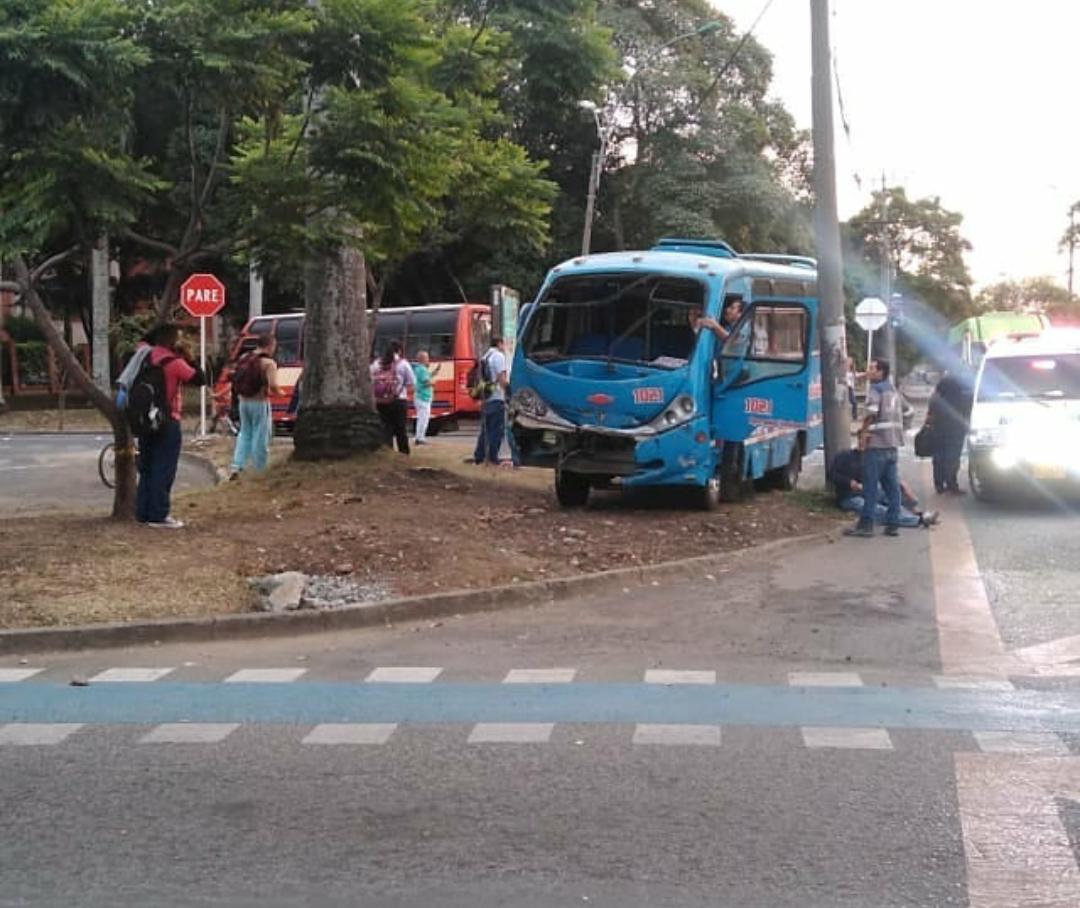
[649,395,696,432]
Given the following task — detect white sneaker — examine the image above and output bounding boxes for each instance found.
[147,517,185,529]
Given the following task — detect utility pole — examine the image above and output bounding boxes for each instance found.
[810,0,851,475]
[879,175,897,380]
[1069,203,1077,300]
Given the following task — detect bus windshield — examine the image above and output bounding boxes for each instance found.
[978,354,1080,401]
[522,273,707,369]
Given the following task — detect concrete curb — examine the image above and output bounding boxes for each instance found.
[179,449,226,485]
[0,531,833,654]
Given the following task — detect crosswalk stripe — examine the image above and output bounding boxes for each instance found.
[0,723,83,745]
[468,723,554,743]
[89,668,174,683]
[788,672,864,687]
[140,723,240,744]
[972,731,1069,755]
[933,675,1015,691]
[632,724,722,746]
[503,669,576,684]
[801,727,893,750]
[0,668,43,683]
[224,669,307,683]
[644,670,716,685]
[366,667,443,683]
[303,724,397,745]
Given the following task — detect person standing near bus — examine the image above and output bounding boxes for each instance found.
[926,369,972,494]
[472,336,509,466]
[412,350,440,446]
[229,333,283,478]
[371,341,415,454]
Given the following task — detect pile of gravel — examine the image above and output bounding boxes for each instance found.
[249,572,391,612]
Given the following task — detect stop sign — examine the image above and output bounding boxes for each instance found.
[180,273,227,318]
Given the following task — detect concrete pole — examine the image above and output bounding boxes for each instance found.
[1069,205,1076,300]
[91,233,111,394]
[249,258,264,319]
[810,0,852,474]
[879,178,897,380]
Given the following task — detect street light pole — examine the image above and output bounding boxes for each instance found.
[810,0,851,474]
[578,20,723,255]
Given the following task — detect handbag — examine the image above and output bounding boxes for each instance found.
[914,422,935,458]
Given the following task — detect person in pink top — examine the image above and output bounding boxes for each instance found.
[135,323,206,528]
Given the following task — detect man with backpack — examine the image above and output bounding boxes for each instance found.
[126,323,206,528]
[229,333,283,479]
[472,336,509,466]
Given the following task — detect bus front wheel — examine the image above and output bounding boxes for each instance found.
[555,470,590,508]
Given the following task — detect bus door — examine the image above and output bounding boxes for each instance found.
[712,298,814,481]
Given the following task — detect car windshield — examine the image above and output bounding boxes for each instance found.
[977,353,1080,401]
[522,273,707,369]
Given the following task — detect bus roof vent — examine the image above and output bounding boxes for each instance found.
[739,253,818,270]
[652,237,739,259]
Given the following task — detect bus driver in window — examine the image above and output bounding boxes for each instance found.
[689,293,745,343]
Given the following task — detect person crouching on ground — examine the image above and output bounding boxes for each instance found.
[229,333,283,479]
[412,350,440,446]
[831,432,939,529]
[136,323,206,529]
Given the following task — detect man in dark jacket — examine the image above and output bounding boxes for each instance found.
[832,434,939,529]
[926,370,973,494]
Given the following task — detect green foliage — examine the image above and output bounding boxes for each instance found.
[3,313,44,342]
[109,312,156,361]
[975,277,1078,320]
[14,340,48,385]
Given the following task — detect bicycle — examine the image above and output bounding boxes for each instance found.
[98,439,140,489]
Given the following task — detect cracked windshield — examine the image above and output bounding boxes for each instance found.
[3,0,1080,905]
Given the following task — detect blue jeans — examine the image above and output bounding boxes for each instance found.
[860,447,900,527]
[232,399,272,471]
[473,399,506,464]
[841,495,920,528]
[136,420,182,523]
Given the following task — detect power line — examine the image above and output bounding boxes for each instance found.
[694,0,779,112]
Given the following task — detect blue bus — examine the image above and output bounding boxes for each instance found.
[508,238,822,509]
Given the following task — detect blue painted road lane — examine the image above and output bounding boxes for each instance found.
[3,682,1080,733]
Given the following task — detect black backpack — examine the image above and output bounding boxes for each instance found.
[466,352,493,400]
[126,354,177,437]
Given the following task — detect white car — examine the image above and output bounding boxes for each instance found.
[967,329,1080,501]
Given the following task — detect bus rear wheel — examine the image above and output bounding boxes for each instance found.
[555,470,590,508]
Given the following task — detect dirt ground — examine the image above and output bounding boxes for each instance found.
[0,439,843,629]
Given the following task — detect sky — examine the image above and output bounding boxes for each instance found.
[714,0,1080,290]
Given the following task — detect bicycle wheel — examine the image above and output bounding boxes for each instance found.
[98,442,116,489]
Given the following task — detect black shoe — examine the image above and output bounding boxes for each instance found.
[843,523,874,538]
[884,525,900,537]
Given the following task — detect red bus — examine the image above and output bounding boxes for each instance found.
[214,304,492,432]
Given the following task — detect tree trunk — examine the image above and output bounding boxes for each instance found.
[12,253,136,520]
[91,233,111,393]
[293,243,383,460]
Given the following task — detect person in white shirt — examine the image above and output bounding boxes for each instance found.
[472,336,509,466]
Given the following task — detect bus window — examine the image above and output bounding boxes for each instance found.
[472,311,491,354]
[371,311,407,359]
[722,304,808,386]
[274,318,303,365]
[404,309,457,359]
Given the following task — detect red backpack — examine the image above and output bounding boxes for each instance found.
[232,353,269,398]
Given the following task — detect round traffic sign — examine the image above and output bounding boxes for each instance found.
[855,297,888,332]
[180,273,227,318]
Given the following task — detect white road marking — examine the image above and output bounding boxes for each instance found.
[928,489,1015,677]
[366,667,443,683]
[0,724,83,745]
[0,668,43,682]
[503,668,576,684]
[632,724,722,746]
[140,723,239,744]
[801,727,894,750]
[787,671,863,687]
[468,723,554,743]
[973,731,1069,756]
[303,724,397,745]
[933,675,1015,691]
[224,668,307,683]
[89,667,174,683]
[956,754,1080,907]
[644,670,716,685]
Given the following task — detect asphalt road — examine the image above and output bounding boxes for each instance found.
[0,433,213,515]
[1,446,1078,906]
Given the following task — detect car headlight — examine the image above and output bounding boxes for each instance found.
[969,428,1001,448]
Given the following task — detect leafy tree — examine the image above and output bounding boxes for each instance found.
[975,277,1077,320]
[0,0,153,517]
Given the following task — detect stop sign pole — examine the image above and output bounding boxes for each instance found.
[179,274,227,438]
[855,297,889,397]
